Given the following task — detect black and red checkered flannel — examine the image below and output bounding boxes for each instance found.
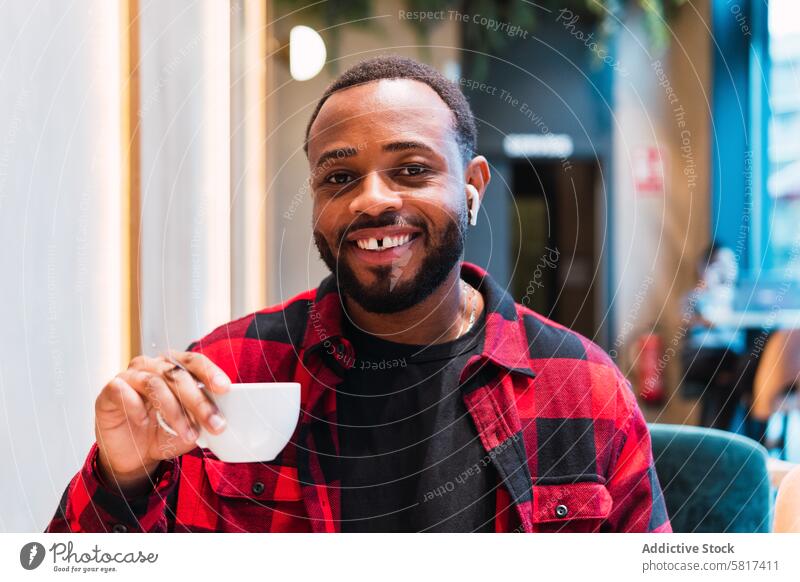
[47,262,671,533]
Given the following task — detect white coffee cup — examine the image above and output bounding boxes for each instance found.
[194,382,301,463]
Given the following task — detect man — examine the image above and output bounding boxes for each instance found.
[47,55,670,533]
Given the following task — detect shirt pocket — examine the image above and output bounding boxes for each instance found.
[202,456,309,532]
[531,481,612,532]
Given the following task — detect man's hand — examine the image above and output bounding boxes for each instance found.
[94,351,231,495]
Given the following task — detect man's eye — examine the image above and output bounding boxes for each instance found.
[398,164,429,176]
[325,172,353,185]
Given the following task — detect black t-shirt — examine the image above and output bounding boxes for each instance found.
[337,312,497,532]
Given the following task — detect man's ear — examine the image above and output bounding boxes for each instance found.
[465,155,490,226]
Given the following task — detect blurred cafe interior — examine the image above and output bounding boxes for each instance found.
[2,0,800,532]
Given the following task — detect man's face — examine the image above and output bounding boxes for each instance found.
[307,79,471,313]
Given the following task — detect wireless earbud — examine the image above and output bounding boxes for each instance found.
[467,184,480,226]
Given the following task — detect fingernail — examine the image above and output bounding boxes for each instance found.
[212,374,231,389]
[208,414,226,432]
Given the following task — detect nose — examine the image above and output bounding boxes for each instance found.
[348,171,403,216]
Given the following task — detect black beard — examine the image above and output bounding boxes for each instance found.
[313,212,466,314]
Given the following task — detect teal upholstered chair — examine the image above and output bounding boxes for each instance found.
[648,424,772,532]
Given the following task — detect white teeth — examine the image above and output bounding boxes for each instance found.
[355,238,378,250]
[355,234,412,251]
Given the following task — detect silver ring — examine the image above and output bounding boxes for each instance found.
[155,410,178,437]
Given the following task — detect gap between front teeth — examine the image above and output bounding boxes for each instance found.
[356,234,412,250]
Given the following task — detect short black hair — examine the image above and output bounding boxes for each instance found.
[304,55,477,162]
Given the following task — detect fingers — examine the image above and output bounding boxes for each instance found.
[126,352,230,436]
[162,364,227,435]
[118,367,198,443]
[96,376,149,427]
[167,350,231,394]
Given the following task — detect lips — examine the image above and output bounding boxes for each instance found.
[355,233,414,250]
[344,225,423,266]
[346,224,421,241]
[345,225,422,250]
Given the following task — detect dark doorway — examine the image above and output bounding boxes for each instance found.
[509,159,601,340]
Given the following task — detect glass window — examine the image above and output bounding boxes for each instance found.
[766,0,800,273]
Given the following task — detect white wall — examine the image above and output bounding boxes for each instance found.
[231,0,270,319]
[0,0,252,532]
[138,0,232,355]
[0,1,123,531]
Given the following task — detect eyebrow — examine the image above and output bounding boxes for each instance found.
[381,140,435,154]
[314,146,360,169]
[313,140,438,170]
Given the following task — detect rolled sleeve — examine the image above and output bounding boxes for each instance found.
[45,443,179,533]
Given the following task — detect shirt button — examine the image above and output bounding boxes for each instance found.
[251,481,265,495]
[555,504,569,518]
[112,523,128,533]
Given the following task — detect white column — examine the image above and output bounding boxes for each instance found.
[138,0,232,355]
[231,0,270,318]
[0,1,122,530]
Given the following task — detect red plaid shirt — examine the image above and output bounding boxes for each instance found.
[47,262,670,533]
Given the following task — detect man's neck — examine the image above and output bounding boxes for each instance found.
[342,265,484,345]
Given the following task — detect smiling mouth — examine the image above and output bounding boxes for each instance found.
[352,232,421,251]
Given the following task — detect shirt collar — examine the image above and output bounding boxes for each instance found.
[301,261,536,379]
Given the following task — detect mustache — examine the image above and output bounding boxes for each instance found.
[335,212,429,245]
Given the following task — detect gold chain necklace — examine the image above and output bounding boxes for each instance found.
[457,280,478,339]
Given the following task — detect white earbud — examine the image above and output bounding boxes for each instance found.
[467,184,480,226]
